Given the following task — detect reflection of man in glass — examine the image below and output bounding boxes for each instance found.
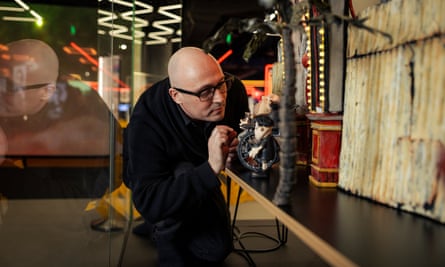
[0,39,110,156]
[0,126,6,165]
[0,39,116,201]
[0,39,58,118]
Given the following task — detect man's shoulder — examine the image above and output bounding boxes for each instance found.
[134,77,170,108]
[140,77,170,97]
[131,77,176,121]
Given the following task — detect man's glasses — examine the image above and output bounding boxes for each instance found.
[173,75,234,102]
[0,78,49,93]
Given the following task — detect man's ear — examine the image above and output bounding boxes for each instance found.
[40,84,56,101]
[168,88,182,104]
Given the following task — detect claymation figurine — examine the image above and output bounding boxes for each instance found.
[237,96,280,177]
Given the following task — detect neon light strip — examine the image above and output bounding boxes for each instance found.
[0,7,24,11]
[2,16,36,22]
[98,0,181,45]
[29,10,41,21]
[70,42,130,89]
[70,42,99,66]
[14,0,29,10]
[1,1,43,23]
[217,49,233,63]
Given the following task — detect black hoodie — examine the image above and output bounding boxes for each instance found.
[125,76,248,263]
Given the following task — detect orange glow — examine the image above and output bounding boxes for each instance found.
[70,42,129,88]
[1,53,10,60]
[78,57,88,64]
[63,46,73,54]
[217,49,233,63]
[70,42,98,66]
[264,64,273,96]
[63,45,97,56]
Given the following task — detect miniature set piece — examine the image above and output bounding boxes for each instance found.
[237,96,280,176]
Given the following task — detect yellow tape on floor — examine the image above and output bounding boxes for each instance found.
[219,172,254,205]
[85,183,141,221]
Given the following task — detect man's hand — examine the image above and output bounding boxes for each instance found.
[208,125,237,174]
[225,130,239,168]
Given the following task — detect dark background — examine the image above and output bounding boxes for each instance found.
[17,0,279,80]
[0,0,279,198]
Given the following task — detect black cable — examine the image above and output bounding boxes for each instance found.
[234,248,257,267]
[275,218,288,244]
[228,176,288,266]
[233,226,284,254]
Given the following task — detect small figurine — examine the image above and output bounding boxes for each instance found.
[237,96,280,177]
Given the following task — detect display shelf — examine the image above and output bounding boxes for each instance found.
[225,165,445,267]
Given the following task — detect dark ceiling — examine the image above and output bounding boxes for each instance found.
[71,0,277,80]
[24,0,267,44]
[182,0,265,46]
[13,0,278,80]
[182,0,279,80]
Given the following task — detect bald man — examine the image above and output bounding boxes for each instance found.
[0,39,113,201]
[125,47,249,266]
[0,39,58,117]
[0,39,110,157]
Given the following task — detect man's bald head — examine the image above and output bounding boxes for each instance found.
[167,47,223,88]
[166,47,228,122]
[0,39,59,117]
[2,39,59,87]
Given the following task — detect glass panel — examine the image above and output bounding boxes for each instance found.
[96,0,182,263]
[0,1,182,265]
[0,1,116,266]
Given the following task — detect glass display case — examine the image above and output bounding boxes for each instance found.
[0,1,181,266]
